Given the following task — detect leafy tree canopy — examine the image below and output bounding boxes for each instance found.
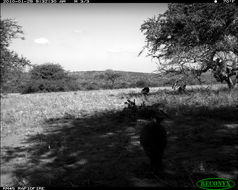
[22,63,80,94]
[0,19,30,93]
[30,63,68,81]
[1,19,25,49]
[140,3,238,88]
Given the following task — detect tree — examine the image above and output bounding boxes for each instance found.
[0,19,30,93]
[140,3,238,89]
[30,63,67,80]
[96,70,121,89]
[23,63,77,93]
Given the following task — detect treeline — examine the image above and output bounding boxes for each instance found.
[3,63,218,94]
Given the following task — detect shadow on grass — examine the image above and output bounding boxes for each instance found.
[2,103,238,187]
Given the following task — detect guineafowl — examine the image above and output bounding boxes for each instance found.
[178,84,186,93]
[141,87,150,95]
[140,115,167,175]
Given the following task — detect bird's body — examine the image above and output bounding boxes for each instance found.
[140,118,167,174]
[178,84,186,93]
[141,87,150,95]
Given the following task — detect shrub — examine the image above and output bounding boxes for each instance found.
[21,78,81,94]
[30,63,67,80]
[22,63,82,93]
[136,79,148,87]
[115,82,128,89]
[83,82,100,90]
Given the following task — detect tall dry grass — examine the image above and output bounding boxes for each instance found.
[1,85,237,138]
[1,84,238,187]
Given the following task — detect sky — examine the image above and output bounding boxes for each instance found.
[2,4,168,73]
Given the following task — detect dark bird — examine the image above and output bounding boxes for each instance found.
[178,84,186,94]
[141,87,150,95]
[140,114,167,175]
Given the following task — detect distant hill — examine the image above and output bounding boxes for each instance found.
[69,70,218,90]
[3,70,218,93]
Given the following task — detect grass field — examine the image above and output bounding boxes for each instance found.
[1,84,238,187]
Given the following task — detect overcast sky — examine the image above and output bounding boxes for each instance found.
[2,4,168,73]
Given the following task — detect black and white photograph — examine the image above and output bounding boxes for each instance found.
[1,2,238,188]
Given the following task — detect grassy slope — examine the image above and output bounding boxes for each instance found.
[69,70,218,88]
[1,85,238,187]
